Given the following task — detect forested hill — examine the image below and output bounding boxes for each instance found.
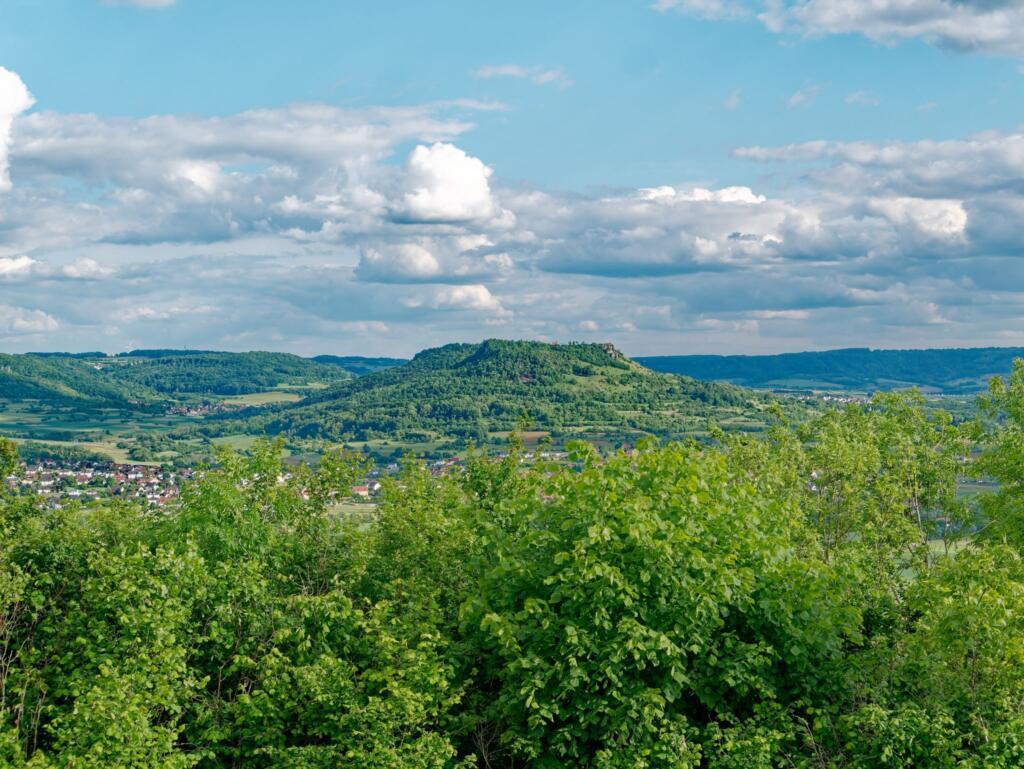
[0,350,351,404]
[0,353,158,406]
[236,339,761,442]
[638,346,1024,393]
[104,351,351,396]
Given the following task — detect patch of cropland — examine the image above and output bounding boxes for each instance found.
[104,351,351,396]
[233,339,766,444]
[0,353,156,406]
[312,355,408,377]
[638,346,1024,394]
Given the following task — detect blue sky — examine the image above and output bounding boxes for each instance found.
[1,0,1024,355]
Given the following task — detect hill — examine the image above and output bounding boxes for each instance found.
[312,355,408,377]
[228,339,763,444]
[103,351,352,396]
[637,346,1024,394]
[0,353,157,406]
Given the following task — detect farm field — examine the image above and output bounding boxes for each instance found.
[223,390,304,406]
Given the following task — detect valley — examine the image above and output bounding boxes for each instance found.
[3,341,1004,468]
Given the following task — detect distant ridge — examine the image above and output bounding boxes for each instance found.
[0,353,157,406]
[637,346,1024,394]
[312,355,407,377]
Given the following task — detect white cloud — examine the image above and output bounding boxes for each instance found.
[0,67,34,191]
[845,91,879,106]
[0,255,115,281]
[473,64,574,88]
[723,89,742,110]
[397,142,496,223]
[0,255,36,278]
[653,0,750,20]
[638,185,767,204]
[358,243,441,282]
[0,305,58,334]
[750,309,810,320]
[355,235,514,284]
[112,304,214,323]
[114,306,171,322]
[867,197,967,241]
[432,284,508,315]
[787,84,822,108]
[58,258,115,279]
[762,0,1024,57]
[657,0,1024,58]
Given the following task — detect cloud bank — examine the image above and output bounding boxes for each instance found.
[2,64,1024,354]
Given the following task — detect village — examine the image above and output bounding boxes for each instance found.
[4,457,196,508]
[2,450,575,510]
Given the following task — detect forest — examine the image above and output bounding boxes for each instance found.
[222,340,763,445]
[0,351,369,406]
[103,352,351,397]
[3,360,1024,767]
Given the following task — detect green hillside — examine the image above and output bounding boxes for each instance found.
[231,339,764,443]
[638,346,1024,393]
[0,354,156,406]
[105,351,351,396]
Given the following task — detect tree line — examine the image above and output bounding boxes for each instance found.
[3,364,1024,767]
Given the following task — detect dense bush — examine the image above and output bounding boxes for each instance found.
[2,377,1024,767]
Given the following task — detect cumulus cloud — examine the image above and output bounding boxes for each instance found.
[356,236,513,284]
[396,142,497,223]
[358,243,441,282]
[656,0,1024,58]
[0,255,116,281]
[0,305,58,334]
[432,284,509,316]
[0,67,34,191]
[0,255,35,278]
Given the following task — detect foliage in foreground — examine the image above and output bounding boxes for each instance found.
[3,372,1024,767]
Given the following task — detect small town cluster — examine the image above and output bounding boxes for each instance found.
[3,450,578,509]
[5,458,196,508]
[4,455,397,509]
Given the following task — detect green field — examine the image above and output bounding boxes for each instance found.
[10,436,136,464]
[210,434,263,451]
[223,390,303,406]
[0,400,207,465]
